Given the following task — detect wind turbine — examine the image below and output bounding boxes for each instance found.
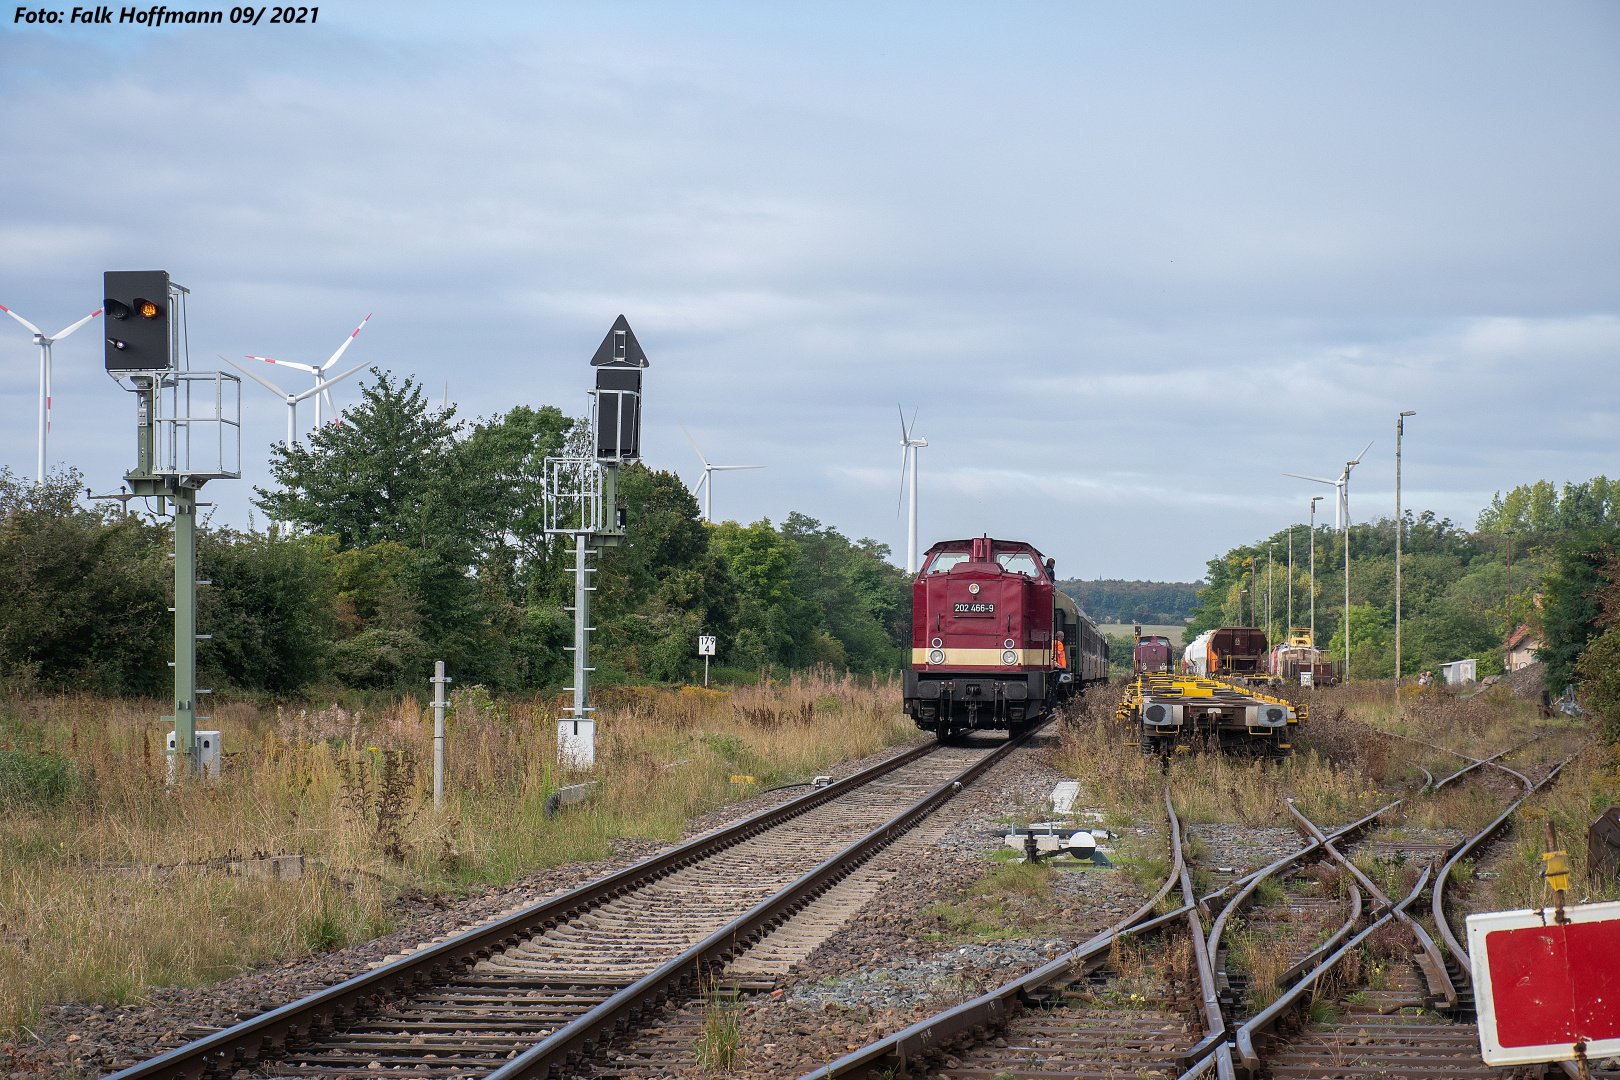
[246,314,372,428]
[1283,439,1373,532]
[218,353,369,448]
[680,422,762,523]
[1,301,102,483]
[898,406,927,574]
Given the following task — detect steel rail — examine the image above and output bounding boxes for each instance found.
[1228,740,1589,1080]
[1381,729,1533,792]
[1288,800,1457,1009]
[794,786,1202,1080]
[805,799,1397,1080]
[108,736,955,1080]
[1432,747,1582,971]
[486,722,1046,1080]
[1231,864,1433,1079]
[1174,857,1229,1076]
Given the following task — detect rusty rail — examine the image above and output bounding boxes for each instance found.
[1433,749,1581,970]
[1232,864,1433,1078]
[109,736,958,1080]
[794,785,1196,1080]
[485,723,1046,1080]
[1287,800,1457,1009]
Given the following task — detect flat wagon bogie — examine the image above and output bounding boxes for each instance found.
[1118,670,1306,754]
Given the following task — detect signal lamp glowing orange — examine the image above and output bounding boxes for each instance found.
[134,298,161,319]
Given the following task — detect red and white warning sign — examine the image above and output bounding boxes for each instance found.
[1468,900,1620,1066]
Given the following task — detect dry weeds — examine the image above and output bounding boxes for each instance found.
[0,668,911,1036]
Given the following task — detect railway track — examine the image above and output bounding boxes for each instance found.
[108,725,1044,1080]
[1222,730,1594,1080]
[807,723,1606,1080]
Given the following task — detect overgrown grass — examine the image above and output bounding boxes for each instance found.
[0,668,912,1037]
[931,859,1061,938]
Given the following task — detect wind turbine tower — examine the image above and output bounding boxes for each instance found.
[680,422,762,523]
[1,301,103,483]
[899,407,927,574]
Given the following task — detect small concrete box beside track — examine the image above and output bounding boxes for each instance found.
[166,729,221,782]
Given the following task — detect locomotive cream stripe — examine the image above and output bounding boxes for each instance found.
[912,648,1053,667]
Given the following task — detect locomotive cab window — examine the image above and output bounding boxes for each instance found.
[995,552,1040,576]
[925,552,969,574]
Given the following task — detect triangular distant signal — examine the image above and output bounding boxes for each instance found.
[590,314,648,368]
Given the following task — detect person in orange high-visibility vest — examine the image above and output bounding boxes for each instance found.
[1053,633,1067,669]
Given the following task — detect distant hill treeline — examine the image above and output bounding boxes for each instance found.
[1057,579,1203,625]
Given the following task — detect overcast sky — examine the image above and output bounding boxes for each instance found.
[2,2,1616,582]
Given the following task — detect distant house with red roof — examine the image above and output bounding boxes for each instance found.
[1504,625,1541,671]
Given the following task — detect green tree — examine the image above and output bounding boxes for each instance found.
[781,512,910,673]
[0,468,168,694]
[1327,603,1390,679]
[196,528,336,692]
[458,404,573,571]
[1540,527,1619,692]
[1576,550,1620,742]
[255,369,464,557]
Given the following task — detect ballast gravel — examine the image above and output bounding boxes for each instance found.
[2,724,1180,1080]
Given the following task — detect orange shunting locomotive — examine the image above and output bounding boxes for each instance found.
[904,536,1109,740]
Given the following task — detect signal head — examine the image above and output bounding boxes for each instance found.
[103,270,171,371]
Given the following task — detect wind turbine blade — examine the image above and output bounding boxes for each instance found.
[0,304,43,337]
[323,387,338,420]
[709,465,764,471]
[51,309,103,340]
[295,359,368,402]
[679,422,710,466]
[249,355,321,375]
[693,470,709,496]
[320,313,372,372]
[1349,439,1374,465]
[899,404,910,442]
[1283,472,1338,485]
[220,354,291,398]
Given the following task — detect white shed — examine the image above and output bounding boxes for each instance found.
[1442,659,1477,684]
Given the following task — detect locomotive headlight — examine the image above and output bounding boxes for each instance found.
[1002,650,1018,665]
[928,649,945,665]
[931,637,943,648]
[968,582,980,595]
[1004,638,1016,649]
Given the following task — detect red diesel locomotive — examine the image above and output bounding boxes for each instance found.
[903,536,1109,739]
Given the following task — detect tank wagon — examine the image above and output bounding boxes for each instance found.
[903,536,1108,739]
[1132,627,1173,673]
[1182,626,1279,687]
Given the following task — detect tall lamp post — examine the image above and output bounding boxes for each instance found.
[1267,542,1274,643]
[1395,411,1415,680]
[1310,496,1323,649]
[1342,451,1367,679]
